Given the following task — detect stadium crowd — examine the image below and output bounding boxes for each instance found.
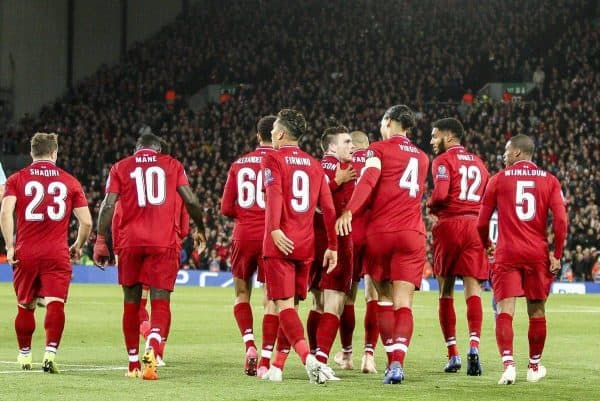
[0,0,597,280]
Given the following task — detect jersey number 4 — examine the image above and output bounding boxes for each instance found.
[24,181,68,221]
[130,166,166,207]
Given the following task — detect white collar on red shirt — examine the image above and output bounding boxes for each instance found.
[512,160,538,168]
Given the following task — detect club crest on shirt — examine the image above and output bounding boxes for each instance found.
[264,168,274,185]
[366,149,375,159]
[436,165,449,179]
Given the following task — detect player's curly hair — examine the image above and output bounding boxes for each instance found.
[320,117,349,153]
[257,115,276,141]
[383,104,416,130]
[277,108,307,140]
[432,117,465,141]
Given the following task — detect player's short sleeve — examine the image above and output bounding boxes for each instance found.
[174,160,190,188]
[71,179,88,208]
[0,162,6,185]
[262,153,280,188]
[432,156,450,182]
[366,143,383,160]
[3,173,18,197]
[106,164,121,194]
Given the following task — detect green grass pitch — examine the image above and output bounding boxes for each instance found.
[0,283,598,401]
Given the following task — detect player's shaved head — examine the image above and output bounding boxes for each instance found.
[508,134,535,156]
[136,133,165,152]
[350,131,369,148]
[31,132,58,158]
[257,115,276,142]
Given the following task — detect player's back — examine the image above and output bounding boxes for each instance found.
[368,136,429,234]
[222,146,273,240]
[432,145,489,218]
[107,149,188,249]
[6,160,87,261]
[492,160,562,263]
[263,145,325,259]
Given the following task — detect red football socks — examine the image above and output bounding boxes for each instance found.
[123,302,140,370]
[306,309,321,353]
[15,307,35,353]
[44,301,65,352]
[439,297,458,357]
[233,302,256,351]
[279,308,310,364]
[528,316,546,365]
[139,297,149,323]
[272,325,291,370]
[315,312,340,363]
[377,303,395,366]
[339,304,355,354]
[466,295,483,348]
[393,307,413,365]
[496,313,514,366]
[259,314,279,368]
[364,300,379,355]
[148,299,170,353]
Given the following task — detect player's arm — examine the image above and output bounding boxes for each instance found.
[93,192,118,268]
[318,174,338,273]
[427,159,450,209]
[0,194,18,264]
[0,184,4,200]
[177,185,207,252]
[70,206,93,261]
[335,156,381,236]
[476,176,497,249]
[220,167,238,218]
[331,163,356,191]
[549,179,568,273]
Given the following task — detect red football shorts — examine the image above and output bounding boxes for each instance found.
[352,242,367,282]
[12,258,72,305]
[365,230,426,289]
[491,261,554,302]
[309,232,328,290]
[231,239,265,282]
[264,257,312,301]
[432,218,489,280]
[118,246,179,291]
[319,235,353,293]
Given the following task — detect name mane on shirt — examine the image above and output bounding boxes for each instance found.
[135,155,157,163]
[236,156,262,164]
[285,156,311,166]
[399,144,419,154]
[30,168,59,177]
[504,169,547,177]
[456,154,474,161]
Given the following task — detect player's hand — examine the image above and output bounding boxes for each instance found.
[6,247,19,266]
[93,235,110,270]
[485,245,496,258]
[549,254,561,275]
[271,229,294,255]
[323,248,338,274]
[335,210,352,236]
[334,164,357,185]
[69,244,82,262]
[193,230,208,254]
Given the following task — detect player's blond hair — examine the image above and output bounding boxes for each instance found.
[31,132,58,157]
[350,131,369,148]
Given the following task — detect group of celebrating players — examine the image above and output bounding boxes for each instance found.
[0,103,567,386]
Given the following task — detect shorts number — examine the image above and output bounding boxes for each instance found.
[515,180,536,221]
[237,167,265,209]
[399,157,419,197]
[24,181,68,221]
[458,165,482,202]
[130,166,166,207]
[291,170,309,212]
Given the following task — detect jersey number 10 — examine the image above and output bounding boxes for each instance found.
[130,166,166,207]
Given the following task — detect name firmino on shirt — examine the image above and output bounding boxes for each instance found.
[285,156,311,166]
[29,169,59,177]
[504,169,547,177]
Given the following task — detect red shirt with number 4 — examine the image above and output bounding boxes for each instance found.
[4,160,88,261]
[106,149,188,249]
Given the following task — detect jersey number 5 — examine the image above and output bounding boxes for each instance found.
[130,166,166,207]
[24,181,68,221]
[516,180,536,221]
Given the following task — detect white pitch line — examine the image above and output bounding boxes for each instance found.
[0,366,127,374]
[0,361,122,368]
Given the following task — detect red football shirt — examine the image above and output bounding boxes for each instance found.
[351,148,369,244]
[221,146,274,241]
[428,145,490,219]
[358,136,429,235]
[4,160,88,261]
[477,160,568,262]
[106,149,189,249]
[262,145,337,259]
